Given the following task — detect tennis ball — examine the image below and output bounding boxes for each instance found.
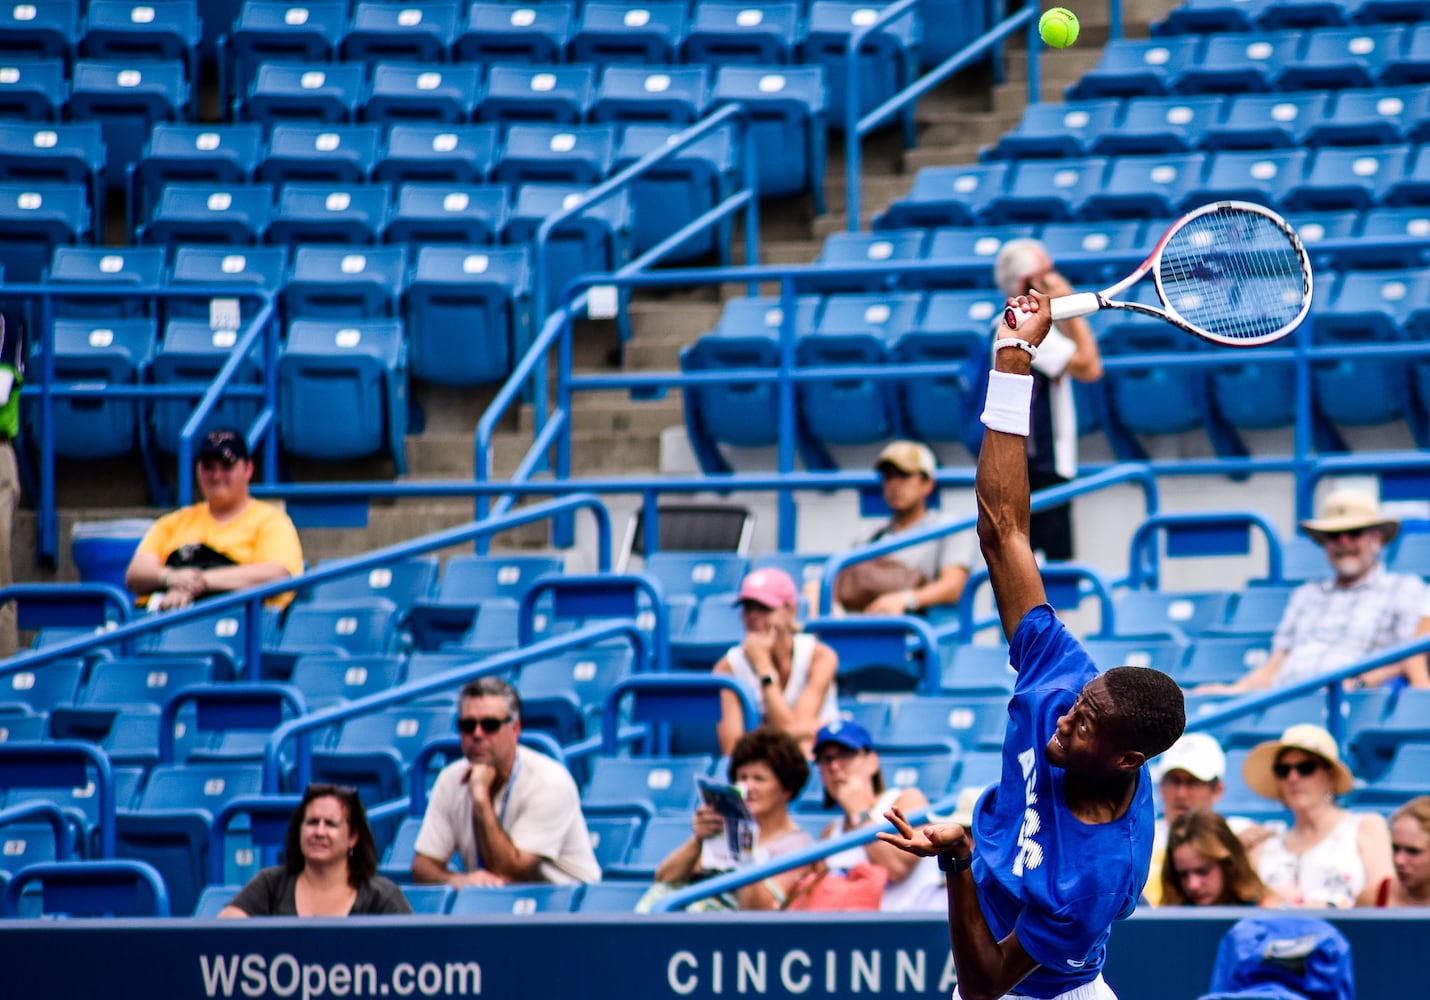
[1039,7,1080,48]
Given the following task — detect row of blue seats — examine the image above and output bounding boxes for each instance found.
[990,87,1430,162]
[1154,0,1423,35]
[878,143,1430,230]
[1068,25,1429,100]
[0,1,201,72]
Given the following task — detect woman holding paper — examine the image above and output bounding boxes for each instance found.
[653,727,815,910]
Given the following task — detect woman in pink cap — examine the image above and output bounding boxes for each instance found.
[714,567,839,756]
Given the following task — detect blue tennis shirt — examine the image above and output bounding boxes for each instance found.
[969,605,1153,999]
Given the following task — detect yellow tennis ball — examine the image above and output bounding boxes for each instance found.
[1039,7,1080,48]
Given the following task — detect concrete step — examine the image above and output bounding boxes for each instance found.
[519,393,684,435]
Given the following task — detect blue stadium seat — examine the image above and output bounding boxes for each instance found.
[907,287,1002,337]
[0,57,66,121]
[577,879,651,912]
[937,644,1018,696]
[0,712,48,743]
[1177,31,1302,94]
[0,1,79,64]
[711,65,826,207]
[48,246,164,319]
[284,244,406,318]
[517,645,636,744]
[812,228,926,292]
[1066,36,1200,99]
[1308,86,1430,147]
[1256,0,1353,30]
[668,591,745,670]
[1115,590,1235,639]
[241,62,365,125]
[796,292,922,444]
[265,181,391,244]
[258,123,381,185]
[1,859,171,917]
[1036,220,1147,285]
[581,755,710,816]
[288,653,404,711]
[1080,635,1190,678]
[590,64,708,126]
[1386,144,1430,206]
[679,294,819,450]
[478,63,595,126]
[139,182,272,246]
[1348,691,1430,779]
[455,2,574,65]
[130,124,262,231]
[613,123,736,261]
[922,224,1038,287]
[881,696,1008,753]
[1354,741,1430,805]
[385,182,508,246]
[1310,269,1419,427]
[451,884,580,915]
[1095,95,1223,156]
[147,608,281,680]
[1388,532,1430,577]
[302,556,438,621]
[494,123,616,187]
[25,319,152,459]
[642,552,747,607]
[69,60,187,190]
[568,2,686,65]
[402,244,531,386]
[374,123,497,184]
[1217,585,1296,635]
[1276,25,1405,90]
[605,814,690,879]
[683,1,799,65]
[401,884,454,915]
[191,884,243,917]
[504,182,632,314]
[1284,144,1412,212]
[801,0,919,131]
[82,1,201,73]
[993,99,1122,159]
[983,157,1108,224]
[1220,692,1330,751]
[893,300,995,446]
[1382,23,1430,86]
[76,656,214,714]
[1208,347,1297,433]
[312,705,455,803]
[1287,210,1362,271]
[0,660,84,715]
[277,319,408,466]
[1202,92,1331,151]
[1178,634,1274,686]
[225,1,347,103]
[1185,148,1309,210]
[875,162,1009,230]
[0,122,103,237]
[361,62,481,124]
[271,599,400,662]
[1080,152,1206,220]
[1154,0,1272,34]
[407,553,561,650]
[342,2,459,64]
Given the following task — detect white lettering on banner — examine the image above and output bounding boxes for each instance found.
[851,951,879,992]
[669,952,699,995]
[712,951,723,994]
[825,951,837,993]
[1013,747,1045,877]
[938,953,958,995]
[780,951,811,993]
[661,949,936,995]
[895,950,926,993]
[738,952,767,993]
[198,955,478,998]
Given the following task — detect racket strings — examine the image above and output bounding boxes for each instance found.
[1156,207,1311,343]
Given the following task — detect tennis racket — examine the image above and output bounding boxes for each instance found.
[1004,201,1313,347]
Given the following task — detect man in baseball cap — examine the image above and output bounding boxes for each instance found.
[1195,488,1430,696]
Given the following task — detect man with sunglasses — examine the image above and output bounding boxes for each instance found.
[124,429,304,610]
[412,677,601,887]
[1194,489,1430,696]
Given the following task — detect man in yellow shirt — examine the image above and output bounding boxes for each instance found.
[125,429,304,609]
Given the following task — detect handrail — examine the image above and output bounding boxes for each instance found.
[1,493,612,680]
[818,463,1160,617]
[845,1,1040,230]
[598,673,761,757]
[0,801,78,860]
[651,790,962,913]
[0,741,116,857]
[261,619,648,793]
[0,582,133,627]
[1300,451,1430,523]
[1125,511,1285,591]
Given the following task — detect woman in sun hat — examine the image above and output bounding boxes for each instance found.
[1244,723,1393,908]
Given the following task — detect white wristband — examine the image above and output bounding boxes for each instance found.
[980,370,1035,436]
[993,337,1039,361]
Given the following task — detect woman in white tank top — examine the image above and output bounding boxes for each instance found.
[715,568,840,756]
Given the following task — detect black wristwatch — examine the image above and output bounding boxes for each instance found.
[759,673,776,687]
[937,851,973,874]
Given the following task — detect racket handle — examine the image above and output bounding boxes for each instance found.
[1003,292,1103,331]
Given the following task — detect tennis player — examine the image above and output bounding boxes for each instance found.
[880,290,1187,1000]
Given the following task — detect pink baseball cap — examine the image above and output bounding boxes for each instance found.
[735,568,798,610]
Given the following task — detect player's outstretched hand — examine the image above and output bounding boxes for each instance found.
[877,806,971,859]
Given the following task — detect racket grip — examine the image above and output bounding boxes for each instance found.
[1003,292,1102,330]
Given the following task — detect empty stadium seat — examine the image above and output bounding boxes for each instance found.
[1310,269,1418,426]
[312,705,455,801]
[478,63,595,125]
[1309,86,1430,147]
[258,124,381,185]
[276,319,409,467]
[937,644,1018,696]
[1277,25,1405,90]
[923,224,1038,287]
[1115,590,1235,639]
[801,0,919,133]
[241,62,364,125]
[374,123,498,184]
[504,182,632,314]
[130,124,263,231]
[225,1,347,103]
[139,182,272,245]
[1186,148,1309,209]
[1067,36,1200,99]
[343,1,459,63]
[402,244,532,386]
[1080,635,1190,677]
[361,62,482,124]
[0,57,66,121]
[1036,220,1147,285]
[48,246,164,319]
[880,696,1008,753]
[1217,584,1296,635]
[450,883,580,915]
[1156,0,1270,37]
[875,162,1010,230]
[1284,144,1412,212]
[82,1,200,72]
[993,99,1122,160]
[0,181,88,281]
[1178,31,1302,94]
[69,60,188,190]
[568,2,686,65]
[1096,95,1224,156]
[683,1,799,65]
[1179,635,1274,687]
[1382,23,1430,86]
[25,319,153,459]
[1349,691,1430,779]
[581,755,710,816]
[148,607,281,680]
[814,229,926,292]
[613,123,736,261]
[578,879,652,912]
[456,2,574,64]
[302,556,439,620]
[0,660,84,716]
[407,553,561,651]
[894,296,998,447]
[284,245,406,318]
[265,182,391,244]
[1203,92,1330,151]
[711,65,826,207]
[590,64,709,126]
[0,122,103,235]
[380,179,509,249]
[494,123,616,187]
[518,645,636,744]
[0,1,78,65]
[1,859,171,917]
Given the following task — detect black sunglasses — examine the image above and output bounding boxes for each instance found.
[1324,528,1367,541]
[458,715,512,736]
[1273,760,1323,779]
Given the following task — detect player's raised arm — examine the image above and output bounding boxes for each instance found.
[977,290,1057,643]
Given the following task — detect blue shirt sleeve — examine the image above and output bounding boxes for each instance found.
[1008,604,1097,696]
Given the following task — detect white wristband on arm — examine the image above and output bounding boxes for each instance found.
[980,370,1035,437]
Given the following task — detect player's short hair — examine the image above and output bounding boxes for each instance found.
[1101,666,1186,759]
[729,726,811,797]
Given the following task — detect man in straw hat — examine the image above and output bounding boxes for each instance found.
[1196,488,1430,695]
[878,290,1186,1000]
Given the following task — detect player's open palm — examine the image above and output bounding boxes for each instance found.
[877,806,970,858]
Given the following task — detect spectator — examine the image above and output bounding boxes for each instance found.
[1372,795,1430,907]
[1196,490,1430,695]
[411,677,600,887]
[0,312,20,656]
[651,727,815,910]
[125,429,304,610]
[1244,724,1393,908]
[219,784,413,917]
[1160,808,1279,908]
[812,719,943,911]
[1144,732,1261,906]
[820,440,977,617]
[715,567,839,756]
[992,240,1103,562]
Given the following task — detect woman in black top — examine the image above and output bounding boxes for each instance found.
[220,784,413,917]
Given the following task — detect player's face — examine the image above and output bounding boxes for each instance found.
[1159,770,1223,822]
[458,694,520,770]
[733,759,790,822]
[1391,816,1430,895]
[1171,844,1227,906]
[1320,526,1384,585]
[1046,676,1122,774]
[879,466,934,517]
[300,795,357,867]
